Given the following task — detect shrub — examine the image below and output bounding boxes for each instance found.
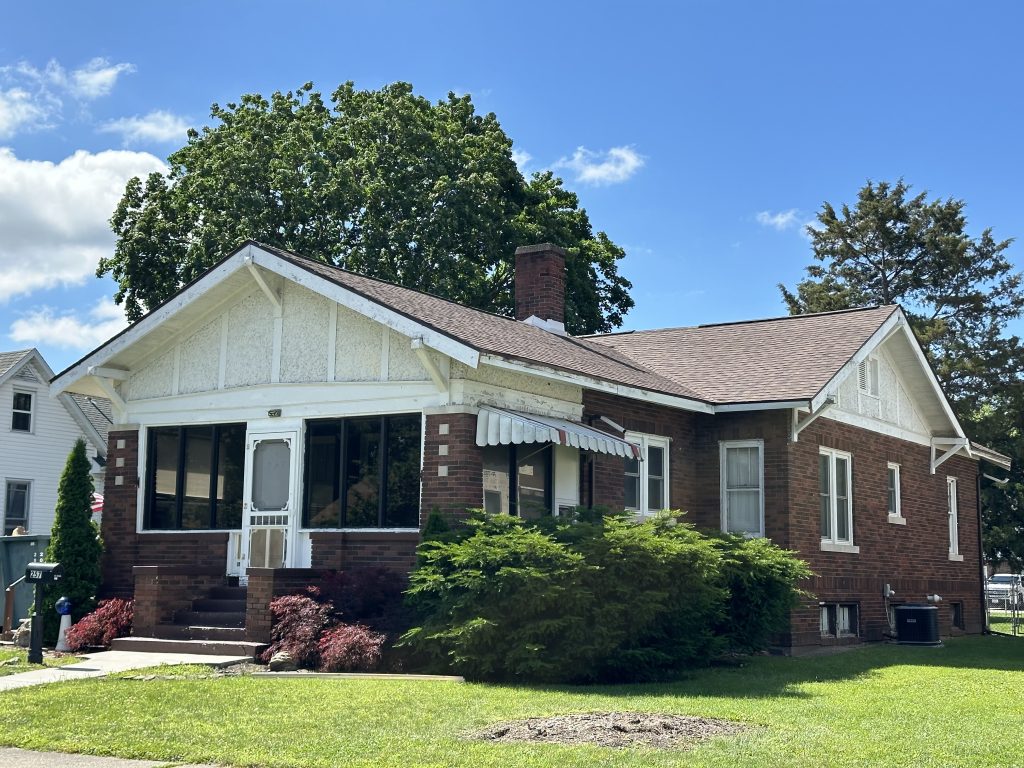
[318,623,386,672]
[42,439,104,644]
[402,510,810,683]
[260,594,334,667]
[64,598,133,651]
[310,567,408,634]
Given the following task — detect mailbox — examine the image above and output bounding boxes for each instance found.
[25,562,63,584]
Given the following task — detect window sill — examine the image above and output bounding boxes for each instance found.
[820,541,860,554]
[948,552,964,562]
[887,514,907,526]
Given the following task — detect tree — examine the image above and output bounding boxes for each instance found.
[99,82,633,335]
[42,439,103,643]
[780,179,1024,566]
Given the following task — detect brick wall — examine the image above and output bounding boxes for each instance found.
[421,411,483,525]
[309,531,419,573]
[132,565,225,636]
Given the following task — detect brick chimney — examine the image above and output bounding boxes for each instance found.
[514,243,566,334]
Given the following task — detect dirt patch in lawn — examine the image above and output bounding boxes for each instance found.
[471,711,748,749]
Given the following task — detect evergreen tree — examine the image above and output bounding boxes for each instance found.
[42,439,103,644]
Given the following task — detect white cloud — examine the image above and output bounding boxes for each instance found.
[10,297,129,350]
[65,58,136,99]
[0,147,166,301]
[100,110,190,145]
[556,145,645,186]
[756,209,800,231]
[511,149,532,169]
[0,87,54,138]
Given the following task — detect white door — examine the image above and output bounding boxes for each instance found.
[239,430,298,581]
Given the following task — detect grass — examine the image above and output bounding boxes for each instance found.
[0,636,1022,767]
[0,648,80,677]
[989,611,1022,636]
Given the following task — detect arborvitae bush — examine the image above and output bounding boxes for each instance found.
[402,510,810,683]
[42,439,103,644]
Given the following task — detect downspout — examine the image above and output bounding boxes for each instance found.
[977,471,988,634]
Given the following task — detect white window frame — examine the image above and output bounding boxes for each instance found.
[947,476,962,561]
[719,439,765,538]
[886,462,905,524]
[3,479,31,534]
[11,388,34,433]
[857,357,880,397]
[624,431,670,517]
[820,447,857,551]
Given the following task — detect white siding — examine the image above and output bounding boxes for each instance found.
[0,361,96,535]
[833,347,928,437]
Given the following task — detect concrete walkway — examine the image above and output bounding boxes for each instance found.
[0,747,221,767]
[0,650,250,691]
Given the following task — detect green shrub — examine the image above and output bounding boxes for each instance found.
[402,509,809,683]
[42,439,103,644]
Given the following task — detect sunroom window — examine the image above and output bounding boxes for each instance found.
[303,414,422,529]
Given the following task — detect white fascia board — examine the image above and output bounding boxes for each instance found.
[51,251,250,396]
[810,309,904,413]
[971,443,1013,471]
[714,400,811,413]
[249,245,479,368]
[58,392,108,458]
[479,354,715,414]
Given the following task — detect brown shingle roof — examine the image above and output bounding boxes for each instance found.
[260,243,709,403]
[587,305,900,404]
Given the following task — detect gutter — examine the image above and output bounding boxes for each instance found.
[977,471,988,634]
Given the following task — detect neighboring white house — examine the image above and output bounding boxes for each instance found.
[0,349,110,535]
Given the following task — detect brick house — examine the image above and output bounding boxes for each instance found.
[50,241,1010,654]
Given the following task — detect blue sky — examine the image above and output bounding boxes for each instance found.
[2,1,1022,372]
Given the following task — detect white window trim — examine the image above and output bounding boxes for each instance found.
[887,462,904,524]
[820,447,855,549]
[11,387,34,433]
[947,476,961,559]
[4,478,32,534]
[719,439,765,538]
[624,431,670,517]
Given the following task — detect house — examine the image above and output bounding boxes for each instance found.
[50,241,1011,653]
[0,349,110,536]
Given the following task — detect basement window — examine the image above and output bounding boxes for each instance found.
[820,604,859,638]
[951,602,964,630]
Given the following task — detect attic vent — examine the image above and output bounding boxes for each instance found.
[858,358,879,396]
[13,367,39,382]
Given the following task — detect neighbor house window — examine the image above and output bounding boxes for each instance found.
[11,391,32,432]
[821,604,859,637]
[820,447,854,546]
[947,476,959,558]
[303,414,421,529]
[482,444,552,519]
[3,480,30,535]
[720,440,764,536]
[624,432,670,517]
[887,462,902,520]
[144,423,245,530]
[858,357,879,396]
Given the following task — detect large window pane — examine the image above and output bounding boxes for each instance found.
[384,415,421,527]
[182,426,214,529]
[344,418,381,527]
[819,453,831,538]
[726,489,760,533]
[215,425,245,528]
[623,456,640,510]
[305,421,342,528]
[4,481,29,535]
[647,445,664,511]
[517,445,551,519]
[149,427,180,529]
[483,446,512,515]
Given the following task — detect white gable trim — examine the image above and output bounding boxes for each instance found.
[810,308,965,440]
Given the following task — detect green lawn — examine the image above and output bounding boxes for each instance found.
[989,611,1022,636]
[0,648,80,677]
[0,636,1022,768]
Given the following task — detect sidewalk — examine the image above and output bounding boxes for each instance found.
[0,649,250,692]
[0,747,222,767]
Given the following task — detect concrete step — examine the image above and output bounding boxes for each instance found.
[154,624,248,642]
[173,610,246,628]
[209,585,248,601]
[192,598,247,613]
[112,635,264,658]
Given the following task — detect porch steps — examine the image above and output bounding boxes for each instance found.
[172,610,246,628]
[133,584,262,656]
[154,624,247,642]
[111,636,264,658]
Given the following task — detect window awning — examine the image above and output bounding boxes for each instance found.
[475,406,641,459]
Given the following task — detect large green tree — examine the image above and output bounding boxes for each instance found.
[99,82,632,334]
[780,179,1024,567]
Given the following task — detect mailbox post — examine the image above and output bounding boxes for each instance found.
[24,563,63,665]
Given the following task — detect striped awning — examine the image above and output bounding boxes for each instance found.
[476,406,641,459]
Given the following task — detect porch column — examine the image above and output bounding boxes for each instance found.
[101,427,141,598]
[421,407,483,526]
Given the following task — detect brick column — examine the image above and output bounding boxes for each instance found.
[421,409,483,526]
[101,429,141,598]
